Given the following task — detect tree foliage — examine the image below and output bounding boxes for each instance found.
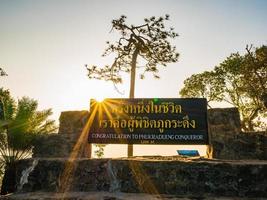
[180,71,225,107]
[180,45,267,131]
[86,14,179,97]
[0,88,56,162]
[0,88,56,193]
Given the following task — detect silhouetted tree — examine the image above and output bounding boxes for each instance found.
[86,15,179,156]
[180,45,267,131]
[0,88,56,194]
[180,71,225,108]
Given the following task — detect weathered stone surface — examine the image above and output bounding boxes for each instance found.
[3,108,267,199]
[212,132,267,160]
[33,134,79,158]
[58,111,89,134]
[32,108,267,160]
[208,107,267,160]
[33,110,90,158]
[208,107,241,140]
[2,192,267,200]
[10,158,267,197]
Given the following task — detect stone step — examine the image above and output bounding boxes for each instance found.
[1,192,267,200]
[9,157,267,198]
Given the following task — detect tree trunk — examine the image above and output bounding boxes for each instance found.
[0,98,5,120]
[1,162,17,195]
[128,48,139,157]
[129,48,139,99]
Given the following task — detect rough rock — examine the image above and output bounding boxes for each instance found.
[33,134,79,158]
[212,132,267,160]
[33,110,90,158]
[208,107,241,138]
[208,107,267,160]
[9,158,267,198]
[32,107,267,160]
[58,111,89,134]
[2,192,267,200]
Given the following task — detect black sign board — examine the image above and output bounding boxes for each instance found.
[88,98,209,145]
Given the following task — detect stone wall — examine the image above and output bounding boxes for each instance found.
[3,108,267,198]
[212,131,267,160]
[33,111,89,158]
[208,107,241,140]
[58,110,89,134]
[12,158,267,197]
[208,107,267,160]
[32,107,267,160]
[33,134,79,158]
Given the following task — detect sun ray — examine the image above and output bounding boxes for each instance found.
[57,103,99,198]
[58,99,161,198]
[128,159,161,196]
[101,100,161,196]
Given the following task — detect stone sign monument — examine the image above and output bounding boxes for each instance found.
[88,98,209,145]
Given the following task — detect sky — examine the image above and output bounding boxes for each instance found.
[0,0,267,157]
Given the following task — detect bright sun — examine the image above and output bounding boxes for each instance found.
[94,96,106,103]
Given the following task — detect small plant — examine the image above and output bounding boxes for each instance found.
[94,144,105,158]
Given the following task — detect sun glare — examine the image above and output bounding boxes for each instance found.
[94,96,106,103]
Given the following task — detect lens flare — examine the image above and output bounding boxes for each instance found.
[94,96,105,103]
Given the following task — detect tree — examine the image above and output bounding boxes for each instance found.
[242,45,267,108]
[180,71,224,108]
[86,15,179,156]
[0,88,56,194]
[180,45,267,131]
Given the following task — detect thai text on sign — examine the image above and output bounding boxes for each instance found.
[88,98,209,145]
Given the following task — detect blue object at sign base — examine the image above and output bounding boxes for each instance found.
[177,150,200,157]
